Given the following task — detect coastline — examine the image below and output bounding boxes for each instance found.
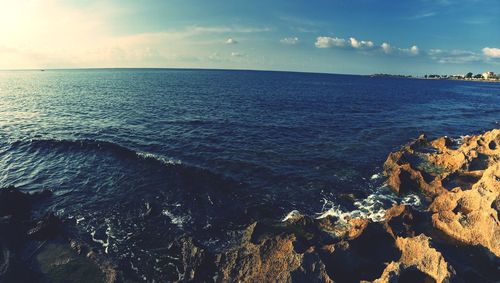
[371,74,500,83]
[1,129,498,282]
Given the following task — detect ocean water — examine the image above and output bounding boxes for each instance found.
[0,69,499,281]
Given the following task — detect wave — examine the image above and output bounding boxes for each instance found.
[9,138,182,167]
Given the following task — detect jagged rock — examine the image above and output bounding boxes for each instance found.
[175,127,498,282]
[380,129,500,281]
[320,222,401,283]
[176,220,338,282]
[214,231,302,282]
[291,251,333,283]
[429,163,500,256]
[316,216,369,241]
[383,205,427,238]
[384,129,500,257]
[383,129,499,197]
[374,235,452,283]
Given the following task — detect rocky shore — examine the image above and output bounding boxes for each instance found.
[0,188,121,283]
[1,129,498,282]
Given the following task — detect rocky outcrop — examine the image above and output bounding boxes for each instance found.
[384,129,499,258]
[184,129,498,283]
[429,166,500,257]
[2,129,498,282]
[374,235,453,283]
[140,129,500,282]
[0,187,120,283]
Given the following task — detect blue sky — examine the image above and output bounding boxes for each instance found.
[1,0,499,74]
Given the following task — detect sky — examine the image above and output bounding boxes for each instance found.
[1,0,499,75]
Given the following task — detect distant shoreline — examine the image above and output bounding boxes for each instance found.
[1,68,499,83]
[371,73,500,83]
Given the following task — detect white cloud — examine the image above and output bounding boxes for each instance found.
[349,37,374,49]
[280,37,299,45]
[315,36,374,50]
[316,35,426,59]
[381,42,392,54]
[482,47,500,58]
[315,37,346,48]
[225,38,238,44]
[411,45,420,55]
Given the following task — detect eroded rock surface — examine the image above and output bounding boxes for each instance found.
[374,235,453,283]
[384,129,499,258]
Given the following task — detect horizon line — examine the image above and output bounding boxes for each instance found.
[0,67,496,77]
[0,67,364,76]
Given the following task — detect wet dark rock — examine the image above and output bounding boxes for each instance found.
[383,204,431,238]
[28,213,61,240]
[319,223,401,283]
[291,252,333,283]
[0,187,120,283]
[0,187,33,219]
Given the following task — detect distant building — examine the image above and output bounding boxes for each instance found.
[482,71,496,80]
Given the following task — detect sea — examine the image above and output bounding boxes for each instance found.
[0,69,499,281]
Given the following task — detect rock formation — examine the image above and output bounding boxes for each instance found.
[182,129,498,282]
[1,129,498,282]
[384,129,499,259]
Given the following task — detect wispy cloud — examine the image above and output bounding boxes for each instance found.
[399,45,420,56]
[280,37,300,45]
[191,26,271,34]
[278,15,322,33]
[428,49,482,63]
[405,11,437,20]
[231,52,246,57]
[461,18,492,25]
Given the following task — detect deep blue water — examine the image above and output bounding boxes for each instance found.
[0,69,498,281]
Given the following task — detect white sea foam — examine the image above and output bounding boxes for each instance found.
[281,210,302,222]
[161,209,190,228]
[316,186,421,223]
[283,179,422,225]
[136,151,182,165]
[75,216,85,224]
[90,226,111,254]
